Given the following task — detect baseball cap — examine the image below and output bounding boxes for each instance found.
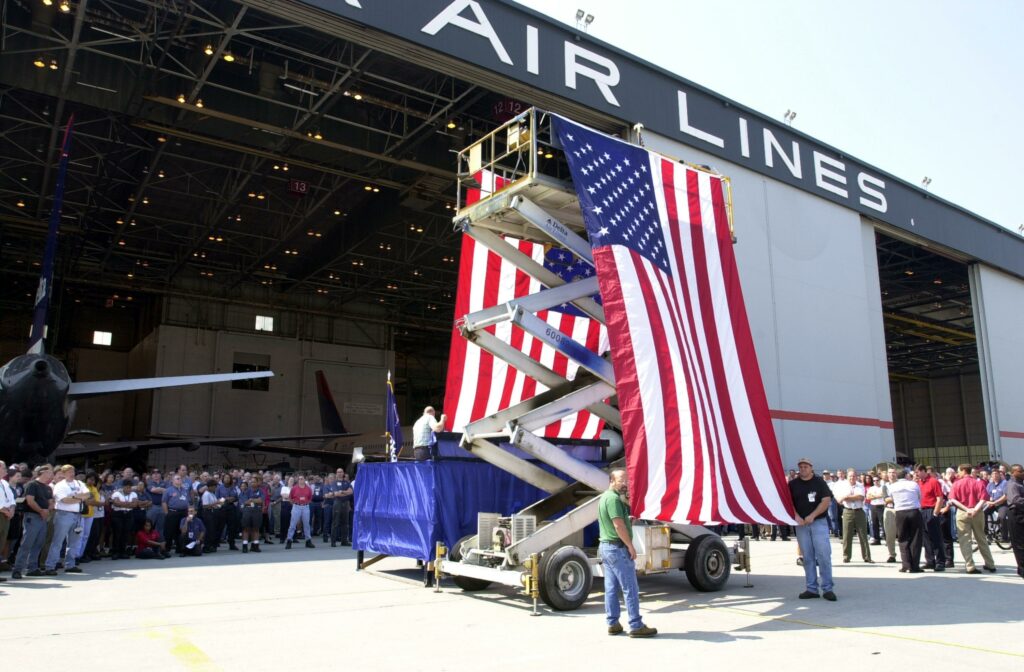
[797,457,813,467]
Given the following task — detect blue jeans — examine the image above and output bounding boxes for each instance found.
[46,510,83,570]
[287,504,311,541]
[795,517,833,593]
[599,542,644,630]
[14,513,48,573]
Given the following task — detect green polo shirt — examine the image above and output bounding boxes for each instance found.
[598,488,632,543]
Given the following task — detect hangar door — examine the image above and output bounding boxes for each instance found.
[970,264,1024,464]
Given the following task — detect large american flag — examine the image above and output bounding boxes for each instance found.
[443,172,608,440]
[553,116,797,525]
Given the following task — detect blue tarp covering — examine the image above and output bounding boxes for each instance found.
[353,461,554,561]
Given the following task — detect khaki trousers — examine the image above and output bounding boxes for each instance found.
[956,510,995,571]
[842,508,871,562]
[883,507,897,559]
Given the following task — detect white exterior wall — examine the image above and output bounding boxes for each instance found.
[971,265,1024,464]
[643,131,895,469]
[146,325,392,466]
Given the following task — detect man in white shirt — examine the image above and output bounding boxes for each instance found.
[0,461,15,580]
[888,470,924,573]
[832,469,873,563]
[110,479,140,559]
[412,406,447,461]
[45,465,90,575]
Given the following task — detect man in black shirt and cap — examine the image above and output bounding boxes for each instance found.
[788,458,836,601]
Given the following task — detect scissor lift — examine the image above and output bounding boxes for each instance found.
[436,109,744,613]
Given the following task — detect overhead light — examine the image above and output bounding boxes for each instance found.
[446,120,457,129]
[43,0,54,6]
[248,191,256,199]
[283,82,320,97]
[141,196,149,205]
[33,56,46,68]
[156,135,167,143]
[16,199,25,208]
[932,278,943,285]
[222,52,235,63]
[281,164,289,172]
[353,93,363,101]
[314,130,323,140]
[333,210,341,216]
[194,99,204,108]
[203,44,214,56]
[49,59,59,70]
[118,239,126,246]
[127,272,134,279]
[177,93,186,104]
[372,187,380,193]
[59,0,71,12]
[576,9,585,21]
[544,151,554,159]
[272,164,280,170]
[256,193,265,200]
[364,185,373,191]
[115,217,124,225]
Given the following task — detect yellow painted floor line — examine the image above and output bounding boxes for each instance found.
[690,603,1024,658]
[145,627,221,671]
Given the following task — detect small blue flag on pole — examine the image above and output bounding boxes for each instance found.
[385,371,403,462]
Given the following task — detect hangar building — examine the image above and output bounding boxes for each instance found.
[1,0,1022,470]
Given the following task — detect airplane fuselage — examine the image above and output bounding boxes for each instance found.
[0,354,75,463]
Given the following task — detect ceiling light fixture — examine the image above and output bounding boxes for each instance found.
[194,99,204,108]
[59,0,71,12]
[156,135,167,143]
[33,56,46,68]
[177,93,186,104]
[16,199,26,208]
[222,52,235,63]
[49,59,58,70]
[256,192,265,200]
[447,120,457,129]
[204,44,214,56]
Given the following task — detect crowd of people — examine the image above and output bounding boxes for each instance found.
[785,459,1024,601]
[0,460,355,581]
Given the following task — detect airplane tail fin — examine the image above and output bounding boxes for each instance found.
[28,115,75,355]
[315,370,348,434]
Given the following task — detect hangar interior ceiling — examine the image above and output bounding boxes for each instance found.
[875,232,979,380]
[0,0,552,395]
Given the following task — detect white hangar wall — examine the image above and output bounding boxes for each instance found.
[642,130,895,469]
[971,265,1024,465]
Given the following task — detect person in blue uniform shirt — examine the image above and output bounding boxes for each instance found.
[310,476,325,538]
[321,474,336,543]
[330,469,353,546]
[179,506,206,556]
[216,475,241,550]
[146,471,167,536]
[162,475,191,553]
[239,476,266,553]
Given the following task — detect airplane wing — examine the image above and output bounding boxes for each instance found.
[67,371,274,400]
[52,432,359,458]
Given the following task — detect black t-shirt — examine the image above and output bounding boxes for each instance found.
[25,480,53,512]
[788,475,832,520]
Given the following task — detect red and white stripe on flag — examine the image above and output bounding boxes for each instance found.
[596,161,797,525]
[442,171,608,440]
[551,112,797,526]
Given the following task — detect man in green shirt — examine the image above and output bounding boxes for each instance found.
[598,469,657,638]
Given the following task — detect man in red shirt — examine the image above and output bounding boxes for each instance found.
[916,465,946,571]
[948,464,996,574]
[285,474,315,550]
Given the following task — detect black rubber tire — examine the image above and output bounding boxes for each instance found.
[684,534,731,592]
[538,545,593,611]
[449,534,492,591]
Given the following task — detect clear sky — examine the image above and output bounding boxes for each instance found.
[514,0,1023,234]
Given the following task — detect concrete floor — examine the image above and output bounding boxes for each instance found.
[2,536,1021,670]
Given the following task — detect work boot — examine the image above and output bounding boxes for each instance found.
[629,626,658,638]
[305,539,315,549]
[251,544,261,553]
[285,540,292,550]
[607,623,623,635]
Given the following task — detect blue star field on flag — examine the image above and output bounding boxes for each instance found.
[551,117,670,274]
